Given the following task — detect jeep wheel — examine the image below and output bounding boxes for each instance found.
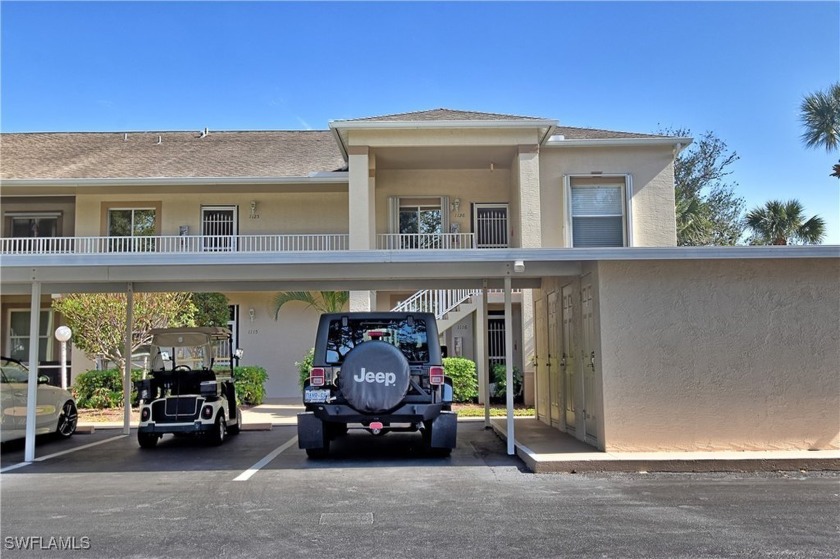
[327,423,348,439]
[209,412,226,446]
[422,421,452,457]
[138,432,159,449]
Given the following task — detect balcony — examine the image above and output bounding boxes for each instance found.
[0,232,477,255]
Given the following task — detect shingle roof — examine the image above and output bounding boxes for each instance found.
[551,126,669,140]
[340,108,550,122]
[0,116,674,181]
[0,130,347,180]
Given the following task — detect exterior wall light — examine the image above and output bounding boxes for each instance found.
[248,308,256,322]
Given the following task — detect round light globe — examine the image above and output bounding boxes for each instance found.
[55,325,73,342]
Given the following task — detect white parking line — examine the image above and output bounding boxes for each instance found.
[234,436,298,481]
[0,434,127,473]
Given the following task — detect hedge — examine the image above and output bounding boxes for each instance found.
[443,357,478,403]
[72,368,143,409]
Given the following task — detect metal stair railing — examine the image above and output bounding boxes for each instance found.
[391,289,481,320]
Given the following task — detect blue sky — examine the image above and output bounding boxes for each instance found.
[2,1,838,243]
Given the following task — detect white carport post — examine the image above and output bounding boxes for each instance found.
[504,275,515,456]
[24,281,43,462]
[480,280,490,428]
[123,283,134,435]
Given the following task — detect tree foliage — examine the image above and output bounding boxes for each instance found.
[799,82,840,178]
[273,291,348,318]
[745,199,826,245]
[191,292,230,327]
[52,292,196,370]
[661,127,746,246]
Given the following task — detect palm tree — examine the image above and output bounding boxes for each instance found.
[745,199,826,245]
[800,83,840,178]
[272,291,348,319]
[800,83,840,152]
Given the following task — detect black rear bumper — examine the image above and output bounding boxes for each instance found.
[306,402,446,424]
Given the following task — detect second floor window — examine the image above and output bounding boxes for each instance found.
[386,196,451,249]
[9,215,60,238]
[399,201,442,236]
[569,179,628,248]
[108,208,156,251]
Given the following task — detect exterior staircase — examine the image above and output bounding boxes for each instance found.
[391,289,480,334]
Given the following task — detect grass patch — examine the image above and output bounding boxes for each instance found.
[453,404,535,417]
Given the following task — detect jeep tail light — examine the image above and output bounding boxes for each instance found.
[429,366,445,385]
[201,405,214,420]
[310,367,326,387]
[141,407,151,422]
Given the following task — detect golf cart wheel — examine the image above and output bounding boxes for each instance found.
[209,412,226,446]
[227,406,240,436]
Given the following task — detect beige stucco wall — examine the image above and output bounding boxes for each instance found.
[73,189,349,237]
[596,258,840,452]
[539,145,678,247]
[228,293,321,398]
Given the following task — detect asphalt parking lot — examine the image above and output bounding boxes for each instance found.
[2,423,838,558]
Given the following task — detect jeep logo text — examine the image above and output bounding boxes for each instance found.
[353,368,396,387]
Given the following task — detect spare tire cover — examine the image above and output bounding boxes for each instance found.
[339,341,411,413]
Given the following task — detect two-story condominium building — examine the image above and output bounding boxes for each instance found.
[2,109,837,453]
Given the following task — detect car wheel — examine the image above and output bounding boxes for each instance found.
[138,432,159,449]
[227,406,240,436]
[209,412,226,446]
[55,400,78,439]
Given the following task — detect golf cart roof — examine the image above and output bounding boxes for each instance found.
[149,327,231,347]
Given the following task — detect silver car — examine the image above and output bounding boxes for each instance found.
[0,356,78,443]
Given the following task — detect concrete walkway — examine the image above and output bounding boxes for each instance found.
[490,416,840,473]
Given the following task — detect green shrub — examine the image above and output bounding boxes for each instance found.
[491,363,523,402]
[233,366,268,406]
[296,348,315,388]
[72,368,143,409]
[443,357,478,403]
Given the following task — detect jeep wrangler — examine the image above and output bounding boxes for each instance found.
[298,312,457,458]
[134,327,242,448]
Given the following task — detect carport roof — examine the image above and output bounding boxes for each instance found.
[1,246,837,296]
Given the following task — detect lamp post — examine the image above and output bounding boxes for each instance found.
[54,326,72,390]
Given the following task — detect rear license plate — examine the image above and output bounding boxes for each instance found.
[304,389,330,403]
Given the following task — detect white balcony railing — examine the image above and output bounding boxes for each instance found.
[377,233,475,250]
[1,233,485,255]
[0,234,351,255]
